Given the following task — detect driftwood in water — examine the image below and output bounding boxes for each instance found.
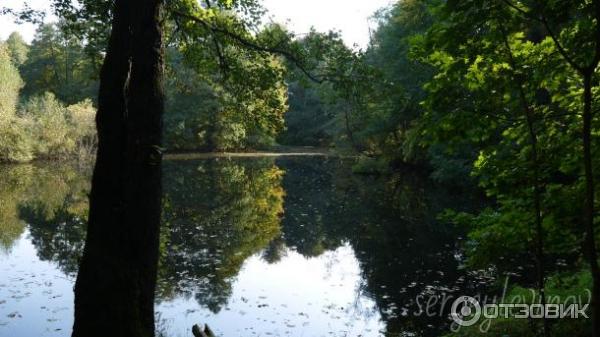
[192,324,216,337]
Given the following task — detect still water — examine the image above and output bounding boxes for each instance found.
[0,157,483,337]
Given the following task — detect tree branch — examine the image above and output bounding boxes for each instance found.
[169,8,327,84]
[203,0,229,77]
[498,0,585,73]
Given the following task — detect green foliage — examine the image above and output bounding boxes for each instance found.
[351,155,390,175]
[65,98,97,161]
[164,41,288,152]
[175,20,289,151]
[278,80,339,146]
[0,43,23,117]
[0,164,89,254]
[20,23,98,104]
[0,29,99,163]
[414,0,600,279]
[1,0,597,335]
[444,271,592,337]
[0,89,97,163]
[0,42,32,162]
[0,116,35,163]
[277,30,354,148]
[278,1,438,169]
[164,47,220,151]
[22,92,74,158]
[5,32,29,67]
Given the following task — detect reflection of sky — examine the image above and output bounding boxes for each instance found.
[0,231,384,337]
[0,230,74,337]
[157,243,383,337]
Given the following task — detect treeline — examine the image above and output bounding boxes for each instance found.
[0,21,290,163]
[0,29,96,162]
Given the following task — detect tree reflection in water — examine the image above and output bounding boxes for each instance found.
[0,164,89,269]
[0,157,485,337]
[158,158,285,312]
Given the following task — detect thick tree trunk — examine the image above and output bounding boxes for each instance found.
[71,0,165,336]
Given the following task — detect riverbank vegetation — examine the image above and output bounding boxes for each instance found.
[1,0,599,336]
[0,31,96,162]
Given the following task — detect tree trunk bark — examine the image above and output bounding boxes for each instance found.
[71,0,165,336]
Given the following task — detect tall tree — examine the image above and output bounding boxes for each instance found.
[0,43,23,117]
[21,22,97,104]
[71,0,165,336]
[495,1,600,334]
[5,31,29,67]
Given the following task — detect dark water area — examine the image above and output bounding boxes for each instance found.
[0,157,489,337]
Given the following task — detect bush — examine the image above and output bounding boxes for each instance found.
[66,99,98,162]
[0,92,97,163]
[351,155,390,174]
[21,92,74,158]
[0,117,34,162]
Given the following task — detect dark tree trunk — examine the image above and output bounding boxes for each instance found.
[72,0,165,336]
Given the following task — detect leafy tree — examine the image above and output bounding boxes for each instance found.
[278,31,353,148]
[20,23,98,104]
[164,47,220,151]
[0,43,23,117]
[22,92,74,158]
[492,2,600,334]
[5,31,29,67]
[0,42,32,162]
[415,0,600,335]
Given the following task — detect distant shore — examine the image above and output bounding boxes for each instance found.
[164,147,334,160]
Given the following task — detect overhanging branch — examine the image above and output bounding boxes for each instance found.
[170,8,328,84]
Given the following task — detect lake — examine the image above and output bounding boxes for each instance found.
[0,156,487,337]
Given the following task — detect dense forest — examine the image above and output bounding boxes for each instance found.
[0,0,599,336]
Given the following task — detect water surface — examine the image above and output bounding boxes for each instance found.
[0,157,482,337]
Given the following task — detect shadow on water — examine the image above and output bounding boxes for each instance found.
[0,157,487,337]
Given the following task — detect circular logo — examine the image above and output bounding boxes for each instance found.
[451,296,481,327]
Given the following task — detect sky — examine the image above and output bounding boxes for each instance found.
[262,0,394,48]
[0,0,393,48]
[0,0,49,43]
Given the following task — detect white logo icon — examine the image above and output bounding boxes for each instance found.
[451,296,481,327]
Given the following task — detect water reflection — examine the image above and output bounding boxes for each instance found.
[276,159,485,336]
[158,158,284,312]
[0,157,482,337]
[0,164,89,263]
